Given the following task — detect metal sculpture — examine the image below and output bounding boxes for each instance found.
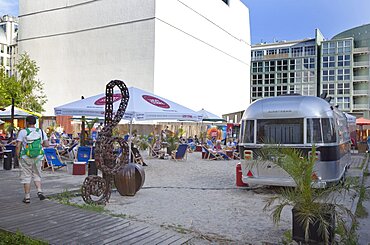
[81,80,145,205]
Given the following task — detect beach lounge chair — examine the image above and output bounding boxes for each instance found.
[148,143,161,158]
[201,146,223,160]
[171,144,188,161]
[76,146,92,163]
[43,148,67,172]
[233,151,240,160]
[131,144,147,166]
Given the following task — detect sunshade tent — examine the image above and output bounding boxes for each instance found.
[356,117,370,125]
[0,106,41,119]
[54,87,202,121]
[197,108,226,122]
[0,119,4,125]
[55,86,202,157]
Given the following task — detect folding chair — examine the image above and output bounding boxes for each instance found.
[43,148,67,172]
[201,146,223,160]
[76,146,92,163]
[131,145,147,166]
[171,144,188,161]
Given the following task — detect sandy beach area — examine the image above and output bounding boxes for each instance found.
[72,150,291,244]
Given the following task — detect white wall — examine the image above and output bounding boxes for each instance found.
[19,0,156,115]
[154,0,251,115]
[19,0,251,116]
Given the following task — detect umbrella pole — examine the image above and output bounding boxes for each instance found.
[128,119,133,162]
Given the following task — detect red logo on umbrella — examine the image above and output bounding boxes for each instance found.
[142,95,170,109]
[94,94,122,105]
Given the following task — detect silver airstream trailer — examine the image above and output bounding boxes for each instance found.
[239,95,351,187]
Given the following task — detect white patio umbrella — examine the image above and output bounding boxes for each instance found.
[55,87,202,158]
[197,108,225,122]
[0,106,42,119]
[0,119,4,125]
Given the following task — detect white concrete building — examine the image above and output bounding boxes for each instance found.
[19,0,251,116]
[0,15,18,77]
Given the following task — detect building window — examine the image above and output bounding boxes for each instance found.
[252,62,263,73]
[279,48,289,54]
[323,70,335,81]
[337,97,350,110]
[323,42,336,54]
[264,61,275,72]
[264,86,275,97]
[252,74,263,85]
[322,83,335,96]
[277,60,288,71]
[303,58,315,69]
[337,40,351,53]
[267,49,277,55]
[253,50,264,60]
[276,72,288,84]
[323,56,335,68]
[338,55,350,67]
[264,74,275,85]
[292,47,303,57]
[221,0,229,5]
[303,71,315,83]
[304,46,316,56]
[337,83,350,95]
[337,69,350,81]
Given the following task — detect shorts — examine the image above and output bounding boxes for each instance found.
[19,156,43,184]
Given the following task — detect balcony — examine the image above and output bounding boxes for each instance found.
[353,47,370,54]
[251,53,289,61]
[353,75,369,82]
[353,61,369,68]
[352,90,369,96]
[353,104,369,110]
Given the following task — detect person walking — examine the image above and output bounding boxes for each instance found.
[16,116,49,204]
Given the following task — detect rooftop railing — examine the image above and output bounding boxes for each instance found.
[353,75,369,82]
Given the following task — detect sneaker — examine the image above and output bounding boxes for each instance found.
[22,198,30,204]
[37,192,46,200]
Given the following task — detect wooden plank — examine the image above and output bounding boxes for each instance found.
[126,230,163,244]
[134,231,170,245]
[19,211,94,235]
[4,208,82,230]
[105,226,152,244]
[101,224,144,244]
[78,220,132,244]
[36,215,112,241]
[157,234,184,245]
[147,232,177,245]
[169,236,192,245]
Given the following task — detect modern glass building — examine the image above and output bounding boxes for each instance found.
[250,24,370,118]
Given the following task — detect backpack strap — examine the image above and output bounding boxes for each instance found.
[25,128,31,135]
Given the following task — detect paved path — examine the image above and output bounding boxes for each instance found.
[0,169,191,245]
[358,168,370,245]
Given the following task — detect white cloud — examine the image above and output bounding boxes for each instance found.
[0,0,18,17]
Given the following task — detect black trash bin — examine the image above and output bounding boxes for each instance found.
[3,150,12,170]
[88,159,97,176]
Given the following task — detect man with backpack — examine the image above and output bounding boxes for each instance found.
[16,116,49,204]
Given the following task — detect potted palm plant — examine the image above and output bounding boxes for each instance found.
[261,146,356,244]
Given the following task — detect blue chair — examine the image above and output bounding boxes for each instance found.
[44,148,67,172]
[76,146,92,163]
[171,144,188,161]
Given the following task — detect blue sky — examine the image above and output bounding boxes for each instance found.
[241,0,370,44]
[1,0,370,45]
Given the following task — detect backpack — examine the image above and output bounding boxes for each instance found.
[22,128,44,158]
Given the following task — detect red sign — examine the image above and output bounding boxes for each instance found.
[94,94,122,105]
[142,95,170,109]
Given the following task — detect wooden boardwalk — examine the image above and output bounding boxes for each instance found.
[0,170,191,245]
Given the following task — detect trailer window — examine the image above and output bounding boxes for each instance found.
[242,120,254,143]
[257,119,303,144]
[307,118,337,143]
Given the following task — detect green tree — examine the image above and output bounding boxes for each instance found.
[0,53,47,113]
